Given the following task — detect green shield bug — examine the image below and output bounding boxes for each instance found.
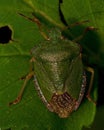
[9,13,96,118]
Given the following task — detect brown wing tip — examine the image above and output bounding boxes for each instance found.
[49,92,76,118]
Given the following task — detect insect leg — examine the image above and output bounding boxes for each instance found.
[86,67,96,105]
[33,75,54,112]
[9,71,34,106]
[72,26,98,42]
[74,72,86,110]
[66,20,89,29]
[18,13,49,40]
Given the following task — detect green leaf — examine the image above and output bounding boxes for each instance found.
[61,0,104,67]
[22,0,64,28]
[0,0,101,130]
[83,106,104,130]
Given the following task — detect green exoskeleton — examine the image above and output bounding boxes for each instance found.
[9,13,96,118]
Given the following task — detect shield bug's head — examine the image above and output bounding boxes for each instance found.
[31,29,84,118]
